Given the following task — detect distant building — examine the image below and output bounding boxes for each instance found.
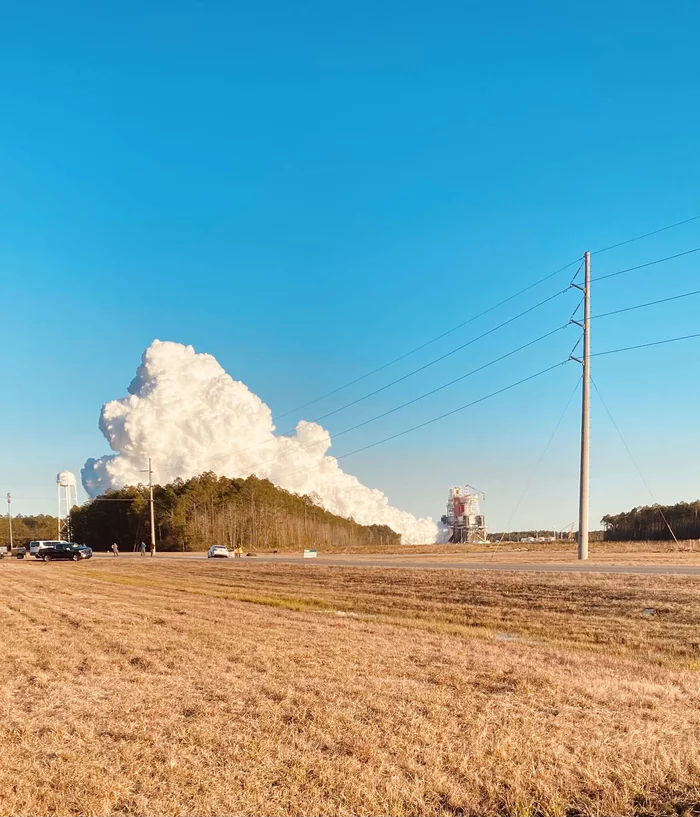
[441,485,487,543]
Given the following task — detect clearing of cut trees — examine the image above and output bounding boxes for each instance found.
[2,558,700,817]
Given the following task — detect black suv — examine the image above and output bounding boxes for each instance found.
[40,542,93,562]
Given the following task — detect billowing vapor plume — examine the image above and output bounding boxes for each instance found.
[82,340,439,543]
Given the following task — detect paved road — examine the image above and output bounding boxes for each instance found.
[256,556,700,575]
[96,552,700,576]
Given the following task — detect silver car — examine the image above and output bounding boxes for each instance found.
[207,545,230,559]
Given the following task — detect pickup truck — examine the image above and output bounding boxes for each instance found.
[31,541,93,562]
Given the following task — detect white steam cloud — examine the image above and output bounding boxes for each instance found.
[82,340,439,543]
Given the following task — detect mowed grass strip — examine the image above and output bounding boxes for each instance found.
[209,539,700,556]
[0,561,699,816]
[80,559,700,666]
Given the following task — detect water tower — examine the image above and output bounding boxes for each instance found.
[57,471,78,541]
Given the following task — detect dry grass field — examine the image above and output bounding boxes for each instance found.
[213,538,700,557]
[2,558,700,816]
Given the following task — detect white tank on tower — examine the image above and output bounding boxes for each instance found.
[57,470,77,488]
[57,471,78,541]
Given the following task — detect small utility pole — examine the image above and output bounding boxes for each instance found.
[6,493,13,551]
[148,458,157,556]
[577,251,591,560]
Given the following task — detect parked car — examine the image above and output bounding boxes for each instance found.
[207,545,230,559]
[38,542,93,562]
[30,540,71,558]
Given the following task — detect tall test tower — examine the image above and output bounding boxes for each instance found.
[57,471,78,541]
[441,485,487,543]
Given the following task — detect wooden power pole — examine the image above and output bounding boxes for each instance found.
[577,251,591,560]
[571,252,591,559]
[148,457,157,556]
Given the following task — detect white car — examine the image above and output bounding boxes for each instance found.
[29,540,71,558]
[207,545,230,559]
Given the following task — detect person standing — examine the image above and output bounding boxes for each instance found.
[150,542,155,557]
[111,542,119,557]
[139,541,146,557]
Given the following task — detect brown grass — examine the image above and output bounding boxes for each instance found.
[1,559,700,816]
[235,538,700,556]
[354,547,700,566]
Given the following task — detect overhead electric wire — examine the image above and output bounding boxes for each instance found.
[591,213,700,255]
[591,288,700,320]
[593,246,700,283]
[591,332,700,357]
[239,324,571,475]
[307,287,570,426]
[591,378,680,545]
[90,497,139,501]
[275,281,700,481]
[491,373,582,557]
[273,263,580,421]
[568,334,582,360]
[275,212,700,422]
[207,285,573,466]
[212,245,700,468]
[279,360,569,480]
[568,295,584,322]
[330,324,569,440]
[162,215,700,474]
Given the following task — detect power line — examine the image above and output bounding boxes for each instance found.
[241,324,571,475]
[593,246,700,283]
[166,271,700,479]
[591,288,700,320]
[90,497,139,502]
[568,334,582,361]
[331,325,569,440]
[591,378,680,545]
[273,264,580,422]
[308,287,571,427]
[591,213,700,255]
[491,373,581,556]
[592,332,700,357]
[47,220,698,505]
[275,213,700,422]
[207,285,573,466]
[279,360,569,480]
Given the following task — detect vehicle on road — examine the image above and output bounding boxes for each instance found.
[30,540,71,558]
[37,542,93,562]
[207,545,230,559]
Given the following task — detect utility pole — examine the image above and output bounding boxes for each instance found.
[6,493,13,551]
[571,251,591,560]
[148,458,157,556]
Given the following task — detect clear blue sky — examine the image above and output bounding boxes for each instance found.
[2,0,699,532]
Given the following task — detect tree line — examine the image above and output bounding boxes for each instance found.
[71,472,400,551]
[602,500,700,541]
[487,529,604,543]
[1,514,58,546]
